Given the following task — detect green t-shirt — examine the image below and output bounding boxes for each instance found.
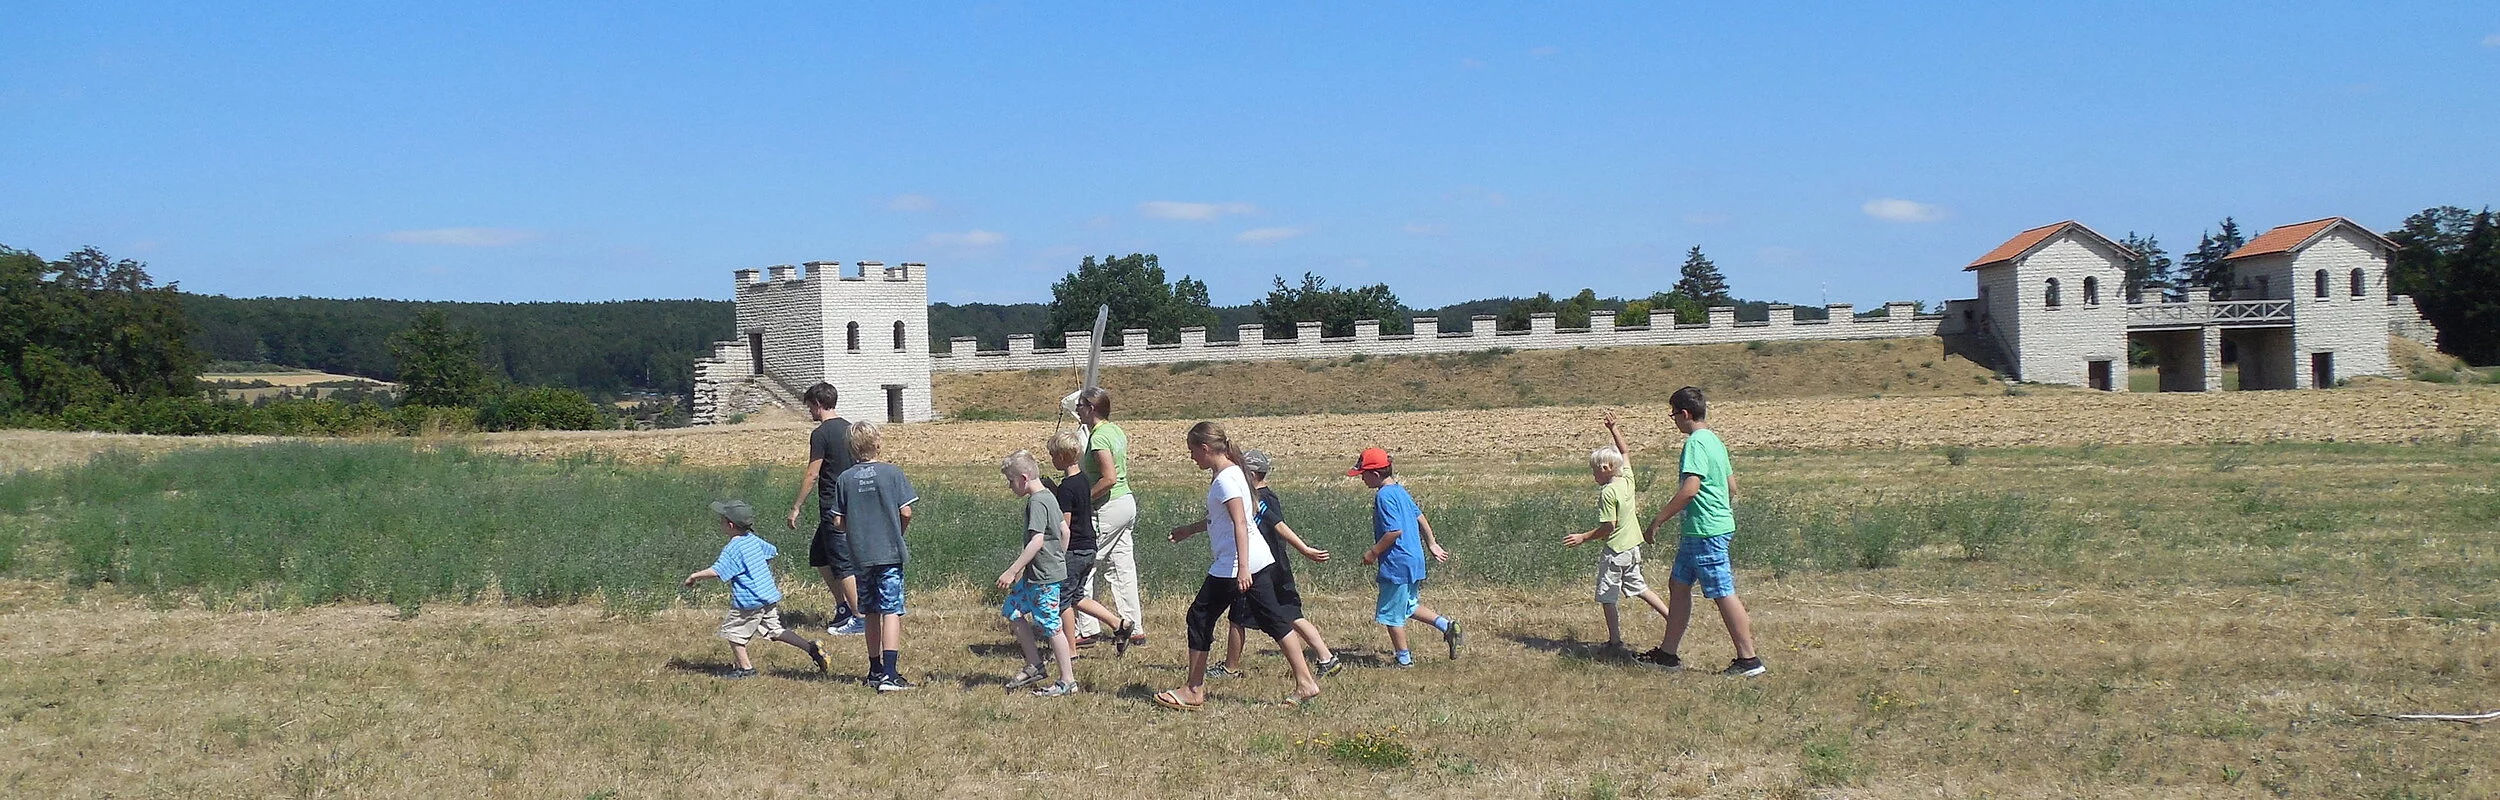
[1676,428,1736,537]
[1085,421,1132,503]
[1597,474,1642,552]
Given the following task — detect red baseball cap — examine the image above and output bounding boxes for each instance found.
[1345,447,1392,475]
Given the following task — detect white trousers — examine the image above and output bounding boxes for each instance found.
[1077,493,1142,637]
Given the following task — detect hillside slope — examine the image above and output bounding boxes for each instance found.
[936,336,2003,420]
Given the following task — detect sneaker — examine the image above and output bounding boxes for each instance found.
[1441,620,1465,659]
[1597,641,1631,658]
[1315,657,1345,678]
[826,608,856,633]
[1031,681,1079,698]
[876,674,917,693]
[1639,648,1681,670]
[724,667,758,680]
[828,618,866,636]
[1722,657,1767,677]
[1006,663,1049,690]
[1393,656,1414,669]
[807,643,832,674]
[1204,665,1246,680]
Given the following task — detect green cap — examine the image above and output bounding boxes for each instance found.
[709,500,757,528]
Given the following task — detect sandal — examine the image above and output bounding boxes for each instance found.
[1113,621,1137,657]
[1005,664,1048,690]
[1278,693,1319,708]
[1032,681,1079,698]
[1152,689,1204,712]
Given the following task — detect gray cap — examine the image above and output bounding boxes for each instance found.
[1240,449,1272,475]
[709,500,757,528]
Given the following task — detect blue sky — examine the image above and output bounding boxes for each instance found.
[5,2,2497,309]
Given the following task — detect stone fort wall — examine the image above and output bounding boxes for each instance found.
[934,301,1953,373]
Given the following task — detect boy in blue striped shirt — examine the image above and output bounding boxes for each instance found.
[684,500,832,679]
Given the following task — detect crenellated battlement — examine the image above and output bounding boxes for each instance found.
[934,302,1942,373]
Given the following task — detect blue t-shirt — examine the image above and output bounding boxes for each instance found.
[1371,483,1427,585]
[711,533,783,610]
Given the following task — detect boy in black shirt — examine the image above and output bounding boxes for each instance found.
[1210,449,1343,679]
[1046,432,1135,655]
[784,383,861,635]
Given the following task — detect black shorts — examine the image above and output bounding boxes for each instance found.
[809,507,856,574]
[1188,564,1296,652]
[1228,561,1302,626]
[1060,549,1097,607]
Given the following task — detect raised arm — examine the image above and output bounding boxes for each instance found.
[1604,411,1630,469]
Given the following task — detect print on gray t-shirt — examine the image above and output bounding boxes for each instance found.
[832,461,916,567]
[1021,491,1067,585]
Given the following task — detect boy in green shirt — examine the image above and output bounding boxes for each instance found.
[1641,387,1765,677]
[1562,412,1677,663]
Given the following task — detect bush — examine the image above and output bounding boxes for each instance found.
[479,386,607,431]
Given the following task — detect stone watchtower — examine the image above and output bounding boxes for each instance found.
[1963,220,2134,389]
[2218,218,2399,388]
[692,260,934,424]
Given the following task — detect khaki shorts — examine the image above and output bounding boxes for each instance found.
[718,603,787,645]
[1594,547,1649,604]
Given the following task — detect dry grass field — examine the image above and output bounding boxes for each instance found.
[936,337,2003,421]
[5,385,2497,798]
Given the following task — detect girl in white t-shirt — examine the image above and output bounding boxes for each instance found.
[1153,421,1322,710]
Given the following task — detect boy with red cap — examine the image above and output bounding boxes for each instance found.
[1348,447,1461,667]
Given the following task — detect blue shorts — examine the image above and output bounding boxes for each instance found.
[1374,578,1421,626]
[857,564,907,616]
[1671,534,1736,599]
[1002,580,1062,633]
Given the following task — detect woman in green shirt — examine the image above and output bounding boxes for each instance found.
[1075,387,1146,647]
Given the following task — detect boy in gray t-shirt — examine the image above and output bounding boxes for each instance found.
[997,450,1076,697]
[830,422,918,691]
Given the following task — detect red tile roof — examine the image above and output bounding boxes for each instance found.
[2225,217,2398,260]
[1964,221,2133,270]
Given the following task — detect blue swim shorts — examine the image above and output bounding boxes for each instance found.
[1002,579,1063,633]
[1374,578,1421,627]
[857,564,907,616]
[1671,534,1737,599]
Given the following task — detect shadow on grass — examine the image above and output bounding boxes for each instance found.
[1504,633,1645,664]
[663,656,856,684]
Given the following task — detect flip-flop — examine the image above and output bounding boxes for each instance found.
[1277,693,1320,709]
[1152,689,1204,712]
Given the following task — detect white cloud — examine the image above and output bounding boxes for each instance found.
[1138,200,1258,221]
[1860,198,1948,223]
[887,193,937,212]
[924,229,1007,248]
[1528,46,1560,57]
[382,227,540,246]
[1235,226,1306,244]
